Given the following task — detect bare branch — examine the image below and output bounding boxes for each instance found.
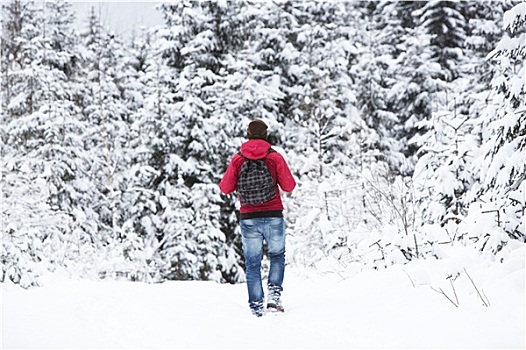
[449,278,459,306]
[430,286,459,307]
[464,268,490,307]
[402,269,416,288]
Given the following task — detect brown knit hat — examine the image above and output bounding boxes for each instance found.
[247,119,268,140]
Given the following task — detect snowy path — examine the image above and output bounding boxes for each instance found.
[2,247,525,349]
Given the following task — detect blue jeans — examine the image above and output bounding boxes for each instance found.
[240,217,286,305]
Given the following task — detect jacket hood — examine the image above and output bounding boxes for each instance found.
[240,139,271,160]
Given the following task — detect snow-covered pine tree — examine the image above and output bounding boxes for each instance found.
[279,2,391,269]
[384,2,444,175]
[77,5,141,279]
[417,0,468,82]
[328,2,418,263]
[469,1,526,249]
[464,1,511,90]
[448,1,511,236]
[2,0,46,288]
[408,23,472,231]
[113,26,166,283]
[1,0,24,119]
[353,1,397,162]
[1,0,91,286]
[142,1,252,283]
[341,2,441,264]
[119,17,200,282]
[411,99,478,229]
[411,1,524,257]
[1,0,42,119]
[274,1,355,180]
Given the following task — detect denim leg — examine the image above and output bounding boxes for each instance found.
[263,217,285,290]
[240,219,264,304]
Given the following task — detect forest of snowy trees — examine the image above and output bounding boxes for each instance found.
[1,0,525,288]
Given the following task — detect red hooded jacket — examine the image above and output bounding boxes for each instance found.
[219,139,296,219]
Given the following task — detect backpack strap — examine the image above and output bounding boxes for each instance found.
[238,148,275,159]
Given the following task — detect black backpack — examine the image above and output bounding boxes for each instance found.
[237,149,276,206]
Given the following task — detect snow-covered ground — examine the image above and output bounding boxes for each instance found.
[2,243,524,349]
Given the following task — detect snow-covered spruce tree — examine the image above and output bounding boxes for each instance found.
[464,1,512,91]
[409,42,475,231]
[445,1,512,244]
[236,0,307,171]
[77,6,142,279]
[1,0,42,119]
[407,1,469,233]
[411,1,524,257]
[119,20,215,283]
[269,2,392,270]
[417,0,468,82]
[143,0,261,283]
[352,1,402,176]
[120,6,206,282]
[1,0,45,288]
[465,1,526,250]
[110,27,166,283]
[1,0,92,286]
[307,2,422,266]
[411,98,479,231]
[272,1,356,180]
[1,0,24,119]
[407,18,468,237]
[386,1,445,173]
[242,1,301,144]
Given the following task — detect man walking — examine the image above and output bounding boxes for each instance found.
[219,119,296,317]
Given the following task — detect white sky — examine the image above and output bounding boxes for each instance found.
[71,1,163,37]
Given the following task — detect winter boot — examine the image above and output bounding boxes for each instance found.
[249,299,265,317]
[267,284,284,312]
